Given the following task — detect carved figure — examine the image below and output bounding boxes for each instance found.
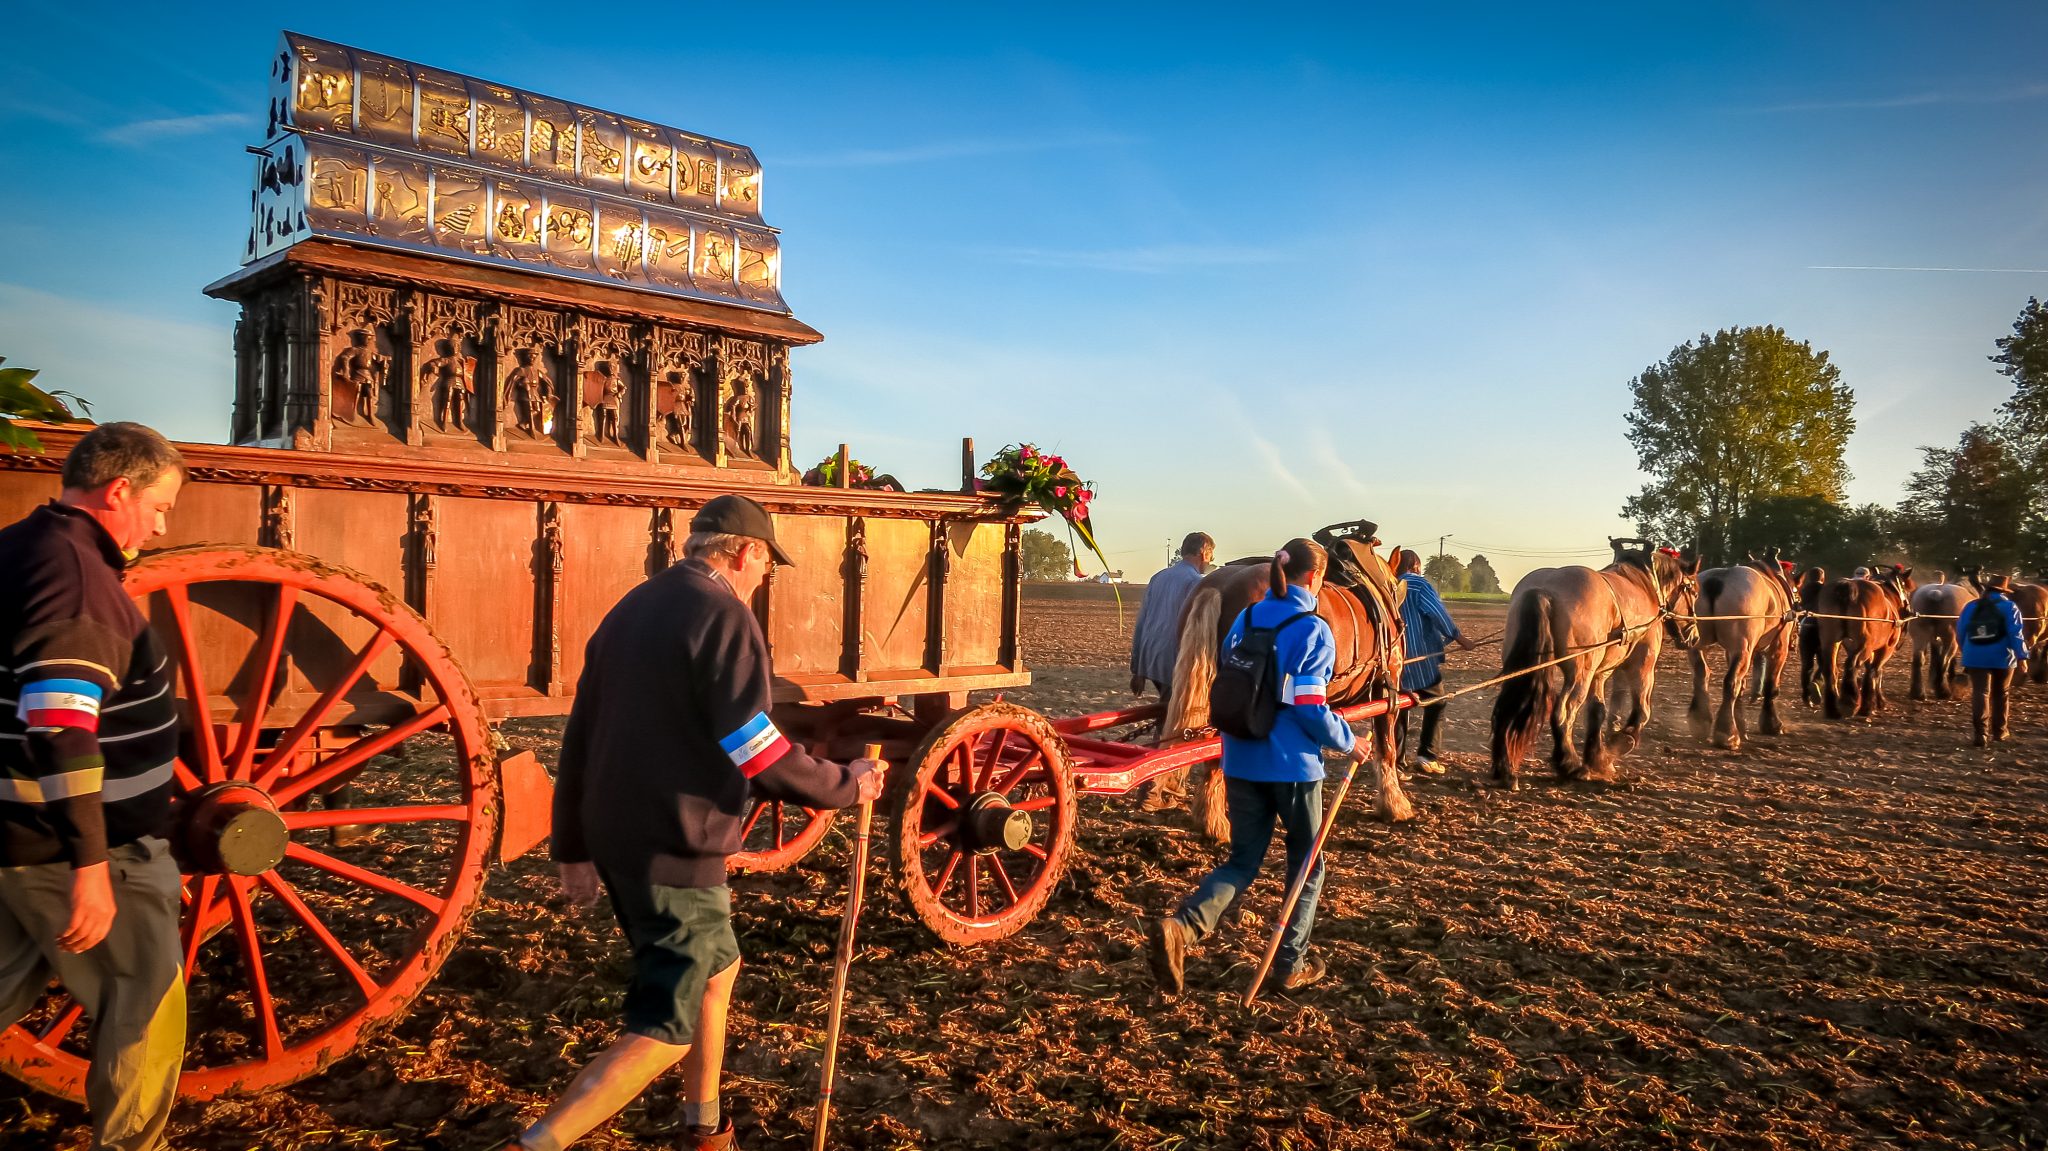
[503,347,548,435]
[662,372,694,449]
[421,338,475,431]
[588,362,626,446]
[727,382,758,458]
[329,329,385,425]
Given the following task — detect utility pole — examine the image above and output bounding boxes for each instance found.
[1439,535,1447,563]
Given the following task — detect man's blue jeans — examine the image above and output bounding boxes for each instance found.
[1172,776,1325,972]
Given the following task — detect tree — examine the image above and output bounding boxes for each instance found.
[1894,424,2030,572]
[1423,553,1468,593]
[1990,297,2048,573]
[1622,326,1856,563]
[1465,554,1502,594]
[1020,528,1074,581]
[1734,494,1898,575]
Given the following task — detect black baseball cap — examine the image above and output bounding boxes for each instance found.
[691,494,794,566]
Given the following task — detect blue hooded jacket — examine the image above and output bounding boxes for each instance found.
[1957,592,2029,670]
[1218,583,1358,783]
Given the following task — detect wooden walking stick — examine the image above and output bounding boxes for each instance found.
[1243,746,1364,1008]
[813,742,882,1151]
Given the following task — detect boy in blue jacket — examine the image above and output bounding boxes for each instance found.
[1958,573,2029,746]
[1146,538,1366,995]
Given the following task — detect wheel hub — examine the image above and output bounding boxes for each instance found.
[180,783,289,876]
[964,792,1032,854]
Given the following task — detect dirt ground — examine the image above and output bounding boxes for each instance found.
[7,589,2046,1150]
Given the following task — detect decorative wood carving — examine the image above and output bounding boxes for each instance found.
[649,506,682,576]
[407,492,438,614]
[260,485,295,550]
[540,500,565,692]
[927,520,951,672]
[576,317,637,456]
[845,516,868,680]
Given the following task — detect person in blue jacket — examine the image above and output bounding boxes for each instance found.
[1957,573,2029,746]
[1145,538,1366,995]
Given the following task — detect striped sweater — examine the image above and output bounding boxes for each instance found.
[1,503,178,867]
[551,559,867,887]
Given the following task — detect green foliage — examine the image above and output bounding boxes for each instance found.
[1622,326,1855,563]
[1736,494,1899,575]
[1423,553,1468,593]
[0,357,92,452]
[1895,424,2033,573]
[1020,528,1074,581]
[1989,297,2048,573]
[1464,554,1503,595]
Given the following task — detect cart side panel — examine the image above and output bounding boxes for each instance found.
[150,482,262,552]
[559,503,658,687]
[765,513,847,675]
[287,488,411,712]
[0,472,59,527]
[862,517,931,674]
[435,497,540,689]
[943,521,1005,670]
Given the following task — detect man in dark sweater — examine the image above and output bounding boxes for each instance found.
[0,422,186,1151]
[511,495,884,1151]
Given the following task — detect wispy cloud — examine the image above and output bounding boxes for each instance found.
[99,112,252,147]
[780,133,1128,168]
[973,242,1286,274]
[1248,433,1315,503]
[1747,83,2048,113]
[1808,264,2048,274]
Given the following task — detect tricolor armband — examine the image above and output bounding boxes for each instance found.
[1282,675,1327,706]
[719,711,791,777]
[18,678,104,733]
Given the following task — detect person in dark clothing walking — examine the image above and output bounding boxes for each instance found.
[0,422,187,1151]
[509,495,885,1151]
[1957,573,2029,747]
[1145,538,1366,996]
[1394,548,1474,773]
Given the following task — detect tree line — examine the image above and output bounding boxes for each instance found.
[1624,300,2048,577]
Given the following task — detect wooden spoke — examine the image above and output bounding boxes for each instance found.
[917,819,958,849]
[269,702,449,810]
[173,757,203,794]
[1011,795,1059,813]
[284,843,448,915]
[976,728,1011,791]
[1021,843,1049,861]
[965,856,982,918]
[956,740,979,795]
[990,857,1022,905]
[991,750,1045,795]
[256,872,380,1003]
[280,803,469,831]
[182,875,224,978]
[739,801,769,841]
[164,585,225,783]
[230,586,298,780]
[37,997,84,1047]
[921,782,960,810]
[772,803,785,848]
[933,849,963,899]
[253,629,396,791]
[224,876,283,1060]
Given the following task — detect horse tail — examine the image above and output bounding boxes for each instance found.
[1159,585,1222,746]
[1490,589,1556,778]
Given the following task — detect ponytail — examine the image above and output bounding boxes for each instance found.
[1269,538,1327,598]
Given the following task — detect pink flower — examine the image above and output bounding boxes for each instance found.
[1053,485,1067,498]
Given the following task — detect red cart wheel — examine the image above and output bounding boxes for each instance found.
[888,702,1077,945]
[0,546,497,1101]
[728,799,836,873]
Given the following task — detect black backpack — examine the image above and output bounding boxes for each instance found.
[1210,609,1317,740]
[1965,597,2010,645]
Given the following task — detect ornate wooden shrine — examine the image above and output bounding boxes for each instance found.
[209,32,807,476]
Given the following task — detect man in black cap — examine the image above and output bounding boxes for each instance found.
[510,494,885,1151]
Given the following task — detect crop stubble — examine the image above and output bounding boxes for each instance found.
[5,590,2043,1149]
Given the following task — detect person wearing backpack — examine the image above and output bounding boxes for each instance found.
[1957,573,2029,746]
[1145,538,1367,996]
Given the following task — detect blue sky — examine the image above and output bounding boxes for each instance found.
[4,3,2046,584]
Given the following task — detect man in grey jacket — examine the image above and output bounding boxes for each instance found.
[1129,532,1213,809]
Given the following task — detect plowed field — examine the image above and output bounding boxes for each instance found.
[8,588,2045,1150]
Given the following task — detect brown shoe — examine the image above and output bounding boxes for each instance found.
[1146,916,1191,994]
[684,1118,738,1150]
[1276,952,1329,992]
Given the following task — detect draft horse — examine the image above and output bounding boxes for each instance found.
[1813,565,1916,719]
[1490,540,1701,787]
[1686,548,1797,751]
[1159,532,1409,844]
[1907,578,1975,701]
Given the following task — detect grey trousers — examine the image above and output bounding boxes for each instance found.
[0,837,186,1151]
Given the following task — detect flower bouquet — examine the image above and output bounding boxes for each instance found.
[977,444,1110,580]
[801,452,903,491]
